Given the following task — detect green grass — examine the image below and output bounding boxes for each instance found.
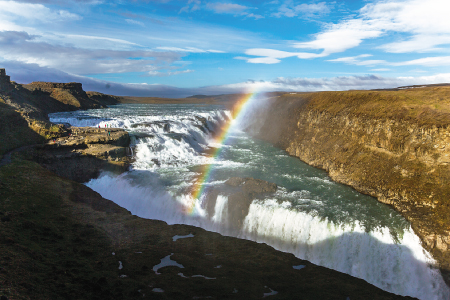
[0,103,45,156]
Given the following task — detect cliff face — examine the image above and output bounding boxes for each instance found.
[0,69,124,156]
[24,81,114,112]
[0,69,122,122]
[254,88,450,283]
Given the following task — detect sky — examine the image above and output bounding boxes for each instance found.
[1,0,450,97]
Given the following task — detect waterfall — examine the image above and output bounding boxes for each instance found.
[52,104,450,300]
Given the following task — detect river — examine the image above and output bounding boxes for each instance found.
[49,103,450,300]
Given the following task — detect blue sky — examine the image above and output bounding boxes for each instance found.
[1,0,450,97]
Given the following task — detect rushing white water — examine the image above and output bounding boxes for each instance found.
[49,104,450,300]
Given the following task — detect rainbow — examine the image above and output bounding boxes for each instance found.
[185,92,260,215]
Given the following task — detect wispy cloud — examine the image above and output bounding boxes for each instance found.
[179,0,201,13]
[5,60,450,98]
[0,0,82,23]
[0,30,183,75]
[392,56,450,67]
[125,19,145,27]
[11,0,102,4]
[147,69,194,76]
[180,1,263,19]
[66,34,141,47]
[206,2,249,14]
[156,46,225,53]
[328,54,386,66]
[237,48,325,64]
[243,0,450,64]
[273,1,331,18]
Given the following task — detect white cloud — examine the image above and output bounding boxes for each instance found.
[328,54,386,66]
[362,0,450,53]
[0,0,81,24]
[371,68,391,71]
[273,1,331,18]
[329,54,450,68]
[155,46,225,53]
[205,2,263,19]
[66,34,141,47]
[392,56,450,67]
[12,0,102,4]
[0,30,183,75]
[5,61,450,98]
[205,73,450,94]
[206,3,249,14]
[245,13,264,20]
[254,0,450,64]
[380,35,450,53]
[125,19,145,27]
[147,69,194,76]
[293,19,383,55]
[179,0,201,13]
[238,48,325,64]
[180,1,263,19]
[268,73,450,91]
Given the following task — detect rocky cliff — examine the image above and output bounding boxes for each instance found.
[32,127,132,182]
[253,87,450,284]
[0,69,121,122]
[0,69,123,155]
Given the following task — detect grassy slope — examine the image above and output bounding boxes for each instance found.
[288,86,450,126]
[0,102,44,158]
[0,158,414,300]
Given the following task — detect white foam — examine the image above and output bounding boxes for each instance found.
[173,233,195,241]
[191,275,216,280]
[263,287,278,298]
[239,200,449,299]
[293,265,306,270]
[153,254,184,275]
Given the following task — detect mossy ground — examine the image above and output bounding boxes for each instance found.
[0,159,118,299]
[0,103,44,157]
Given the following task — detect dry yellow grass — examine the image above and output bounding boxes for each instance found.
[284,86,450,127]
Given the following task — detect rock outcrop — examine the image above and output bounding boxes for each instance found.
[32,127,132,182]
[0,68,11,88]
[23,81,116,112]
[0,68,125,155]
[252,88,450,284]
[0,69,121,122]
